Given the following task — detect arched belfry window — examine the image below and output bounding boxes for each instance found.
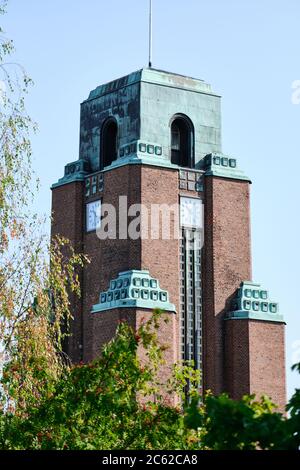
[170,115,194,168]
[101,118,118,169]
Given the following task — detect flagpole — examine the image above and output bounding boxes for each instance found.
[148,0,152,67]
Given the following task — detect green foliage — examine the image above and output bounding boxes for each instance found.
[1,236,89,416]
[0,312,196,450]
[0,303,299,450]
[0,0,36,248]
[188,394,287,450]
[0,0,40,372]
[0,2,90,418]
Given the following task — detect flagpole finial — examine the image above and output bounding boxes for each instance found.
[148,0,153,68]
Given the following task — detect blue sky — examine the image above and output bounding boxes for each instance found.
[3,0,300,399]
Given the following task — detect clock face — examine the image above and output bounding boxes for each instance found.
[86,200,101,232]
[180,197,202,228]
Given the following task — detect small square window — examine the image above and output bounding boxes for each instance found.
[151,291,158,301]
[260,290,268,299]
[188,172,195,181]
[253,290,260,299]
[195,181,203,192]
[221,157,228,167]
[270,303,277,314]
[133,278,141,287]
[120,289,128,299]
[142,290,149,300]
[139,143,146,153]
[131,288,140,299]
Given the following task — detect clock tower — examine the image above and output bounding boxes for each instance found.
[51,68,286,410]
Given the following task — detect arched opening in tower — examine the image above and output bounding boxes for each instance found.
[171,116,194,168]
[101,118,118,169]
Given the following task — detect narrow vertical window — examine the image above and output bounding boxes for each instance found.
[101,118,118,169]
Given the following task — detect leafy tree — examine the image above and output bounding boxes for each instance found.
[0,307,299,450]
[0,0,88,417]
[0,311,198,450]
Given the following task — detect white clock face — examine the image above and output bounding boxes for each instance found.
[180,197,203,228]
[86,200,101,232]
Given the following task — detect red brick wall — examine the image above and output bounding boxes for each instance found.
[91,307,177,404]
[224,319,250,399]
[140,166,181,364]
[51,167,180,366]
[225,319,286,411]
[84,165,183,366]
[51,181,84,362]
[82,165,142,361]
[92,308,136,358]
[248,320,286,411]
[203,176,252,395]
[136,309,178,405]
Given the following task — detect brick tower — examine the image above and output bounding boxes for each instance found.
[51,68,286,409]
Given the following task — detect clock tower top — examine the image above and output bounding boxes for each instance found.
[79,68,222,173]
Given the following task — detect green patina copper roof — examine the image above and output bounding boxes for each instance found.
[52,68,252,187]
[51,158,90,189]
[202,153,251,182]
[79,67,222,173]
[92,270,176,314]
[226,281,284,323]
[86,68,218,102]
